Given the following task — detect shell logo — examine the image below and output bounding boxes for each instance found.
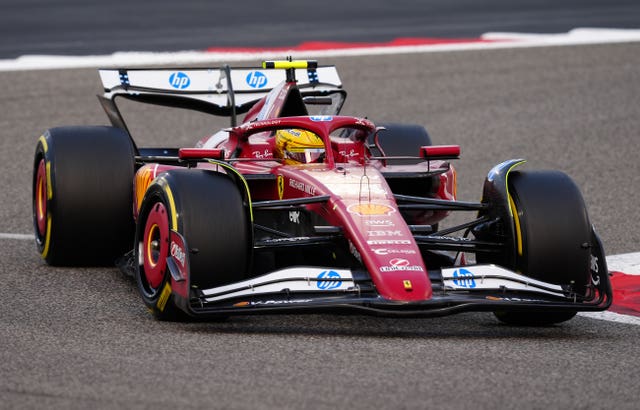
[135,166,156,212]
[347,202,395,216]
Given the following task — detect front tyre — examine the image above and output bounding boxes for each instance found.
[493,170,592,325]
[135,169,251,320]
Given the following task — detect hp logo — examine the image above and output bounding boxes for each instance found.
[246,71,267,89]
[316,270,342,290]
[452,268,477,289]
[169,72,190,89]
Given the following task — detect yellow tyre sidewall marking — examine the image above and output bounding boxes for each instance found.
[508,194,523,257]
[157,282,172,312]
[39,135,53,259]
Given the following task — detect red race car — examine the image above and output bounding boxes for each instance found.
[32,60,611,325]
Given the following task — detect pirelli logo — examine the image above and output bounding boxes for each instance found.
[157,283,172,312]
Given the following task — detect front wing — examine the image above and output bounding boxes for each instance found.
[180,256,612,319]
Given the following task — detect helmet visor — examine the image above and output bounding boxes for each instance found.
[286,148,325,164]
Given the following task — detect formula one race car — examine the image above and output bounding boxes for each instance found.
[32,60,611,325]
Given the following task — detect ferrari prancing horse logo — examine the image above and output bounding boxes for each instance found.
[277,175,284,200]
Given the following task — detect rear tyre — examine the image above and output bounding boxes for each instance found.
[493,170,591,325]
[373,123,440,227]
[32,126,135,266]
[135,169,251,320]
[371,123,432,165]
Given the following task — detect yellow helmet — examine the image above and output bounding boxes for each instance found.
[274,129,325,164]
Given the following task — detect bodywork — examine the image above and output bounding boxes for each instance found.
[98,61,611,318]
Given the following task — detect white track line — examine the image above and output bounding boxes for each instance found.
[606,252,640,275]
[1,28,639,72]
[580,311,640,326]
[0,233,34,240]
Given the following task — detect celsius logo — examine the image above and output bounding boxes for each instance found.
[452,268,476,288]
[316,270,342,290]
[246,71,267,88]
[169,72,190,89]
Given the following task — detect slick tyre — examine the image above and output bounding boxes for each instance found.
[32,126,135,266]
[373,123,438,226]
[493,170,592,326]
[135,169,251,320]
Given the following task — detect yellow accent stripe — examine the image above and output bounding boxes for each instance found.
[504,160,526,217]
[262,60,312,69]
[39,135,52,259]
[504,160,526,256]
[45,161,52,200]
[163,185,178,230]
[41,214,52,259]
[157,282,172,312]
[508,194,523,256]
[38,135,48,153]
[208,160,254,222]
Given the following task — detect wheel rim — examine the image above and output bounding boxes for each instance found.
[142,202,169,290]
[35,158,47,237]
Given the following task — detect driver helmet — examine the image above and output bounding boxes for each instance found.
[274,129,325,164]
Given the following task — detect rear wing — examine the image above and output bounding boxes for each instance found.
[98,65,343,131]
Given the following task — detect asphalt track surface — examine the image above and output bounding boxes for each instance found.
[2,0,640,58]
[1,41,640,409]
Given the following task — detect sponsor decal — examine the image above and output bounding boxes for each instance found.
[373,248,417,256]
[380,258,424,272]
[390,258,409,266]
[262,236,311,244]
[244,119,281,131]
[252,149,272,159]
[348,203,395,216]
[365,219,395,227]
[316,270,343,290]
[486,296,545,302]
[452,268,476,288]
[277,175,284,199]
[157,282,172,312]
[246,71,268,88]
[170,240,186,267]
[590,255,599,273]
[135,166,156,212]
[168,72,190,89]
[289,178,316,195]
[289,210,300,224]
[268,237,310,244]
[367,230,403,237]
[429,235,472,242]
[310,115,333,121]
[367,239,411,245]
[590,254,601,285]
[234,299,314,307]
[339,149,359,159]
